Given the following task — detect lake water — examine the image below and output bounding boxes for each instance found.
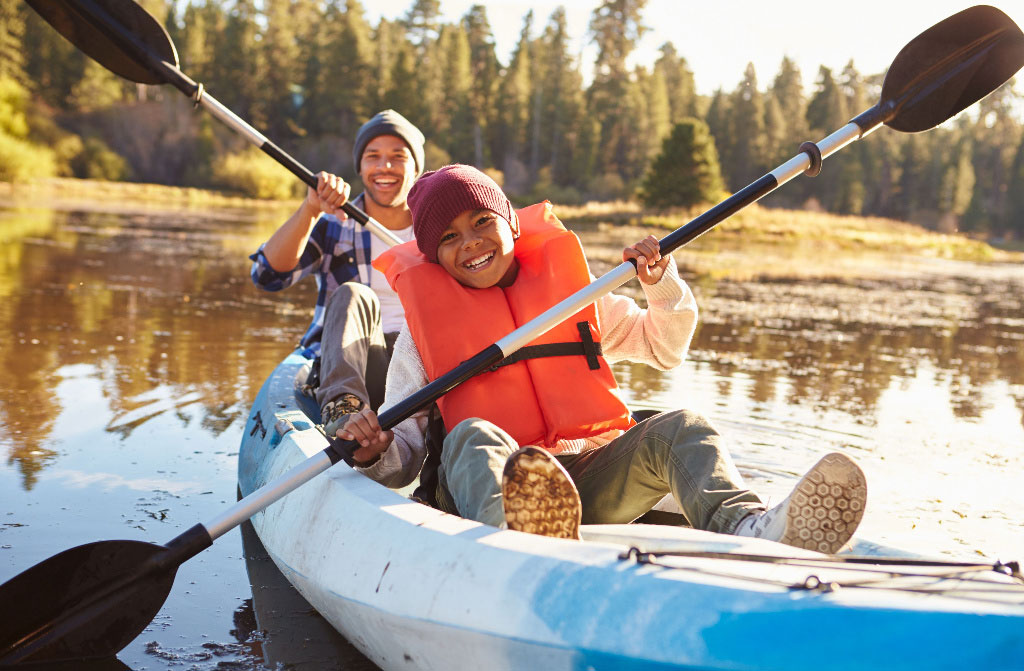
[1,203,1022,669]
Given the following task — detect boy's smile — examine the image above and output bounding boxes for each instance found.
[437,209,519,288]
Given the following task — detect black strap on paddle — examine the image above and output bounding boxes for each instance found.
[487,321,603,372]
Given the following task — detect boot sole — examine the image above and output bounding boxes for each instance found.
[781,452,867,554]
[502,446,582,540]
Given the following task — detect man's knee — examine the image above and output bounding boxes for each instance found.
[327,281,378,313]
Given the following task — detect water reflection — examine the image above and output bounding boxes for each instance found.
[1,202,1023,667]
[683,273,1024,423]
[0,205,307,489]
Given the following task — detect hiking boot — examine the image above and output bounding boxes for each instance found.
[502,446,582,540]
[321,393,365,437]
[735,452,867,554]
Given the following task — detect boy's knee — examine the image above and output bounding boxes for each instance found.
[641,409,722,450]
[649,408,715,432]
[441,418,516,466]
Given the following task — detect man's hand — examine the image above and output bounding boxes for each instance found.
[336,407,393,465]
[307,171,351,218]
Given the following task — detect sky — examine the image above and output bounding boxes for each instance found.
[363,1,1024,95]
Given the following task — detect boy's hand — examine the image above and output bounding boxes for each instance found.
[306,171,351,217]
[624,235,669,285]
[336,407,393,465]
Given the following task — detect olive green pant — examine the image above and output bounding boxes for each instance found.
[436,410,765,533]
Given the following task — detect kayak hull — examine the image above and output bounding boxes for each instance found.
[239,351,1024,671]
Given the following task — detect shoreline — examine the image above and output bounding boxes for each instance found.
[3,177,1019,281]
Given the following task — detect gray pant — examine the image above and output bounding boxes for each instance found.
[315,282,396,413]
[437,410,764,534]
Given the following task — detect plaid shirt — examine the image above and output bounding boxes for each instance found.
[249,192,374,357]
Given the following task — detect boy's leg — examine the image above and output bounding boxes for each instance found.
[316,283,389,431]
[437,418,519,527]
[559,409,763,534]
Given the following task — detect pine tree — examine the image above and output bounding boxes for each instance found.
[0,1,27,85]
[654,43,697,123]
[726,63,767,189]
[632,65,671,181]
[404,0,441,48]
[493,12,534,187]
[462,5,500,167]
[536,8,586,187]
[639,118,724,208]
[261,0,305,140]
[805,66,847,135]
[318,0,374,137]
[438,24,474,163]
[938,138,976,231]
[963,82,1022,235]
[805,66,849,210]
[404,0,444,132]
[587,0,647,185]
[67,60,125,111]
[1005,135,1024,238]
[381,31,424,133]
[21,4,87,110]
[212,0,265,127]
[765,57,809,206]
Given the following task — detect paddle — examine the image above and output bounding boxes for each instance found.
[3,3,1022,666]
[23,0,405,246]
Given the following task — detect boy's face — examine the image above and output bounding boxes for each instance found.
[436,208,518,289]
[360,134,416,209]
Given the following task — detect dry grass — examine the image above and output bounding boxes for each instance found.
[0,177,297,216]
[554,201,1018,281]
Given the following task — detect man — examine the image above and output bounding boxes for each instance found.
[249,109,425,435]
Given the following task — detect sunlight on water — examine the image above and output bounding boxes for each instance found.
[0,203,1022,669]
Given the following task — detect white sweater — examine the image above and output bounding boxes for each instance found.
[358,256,698,488]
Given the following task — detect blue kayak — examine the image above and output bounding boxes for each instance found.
[239,350,1024,671]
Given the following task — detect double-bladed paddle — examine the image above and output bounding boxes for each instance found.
[3,2,1023,665]
[23,0,405,246]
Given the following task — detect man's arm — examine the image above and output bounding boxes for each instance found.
[262,172,351,272]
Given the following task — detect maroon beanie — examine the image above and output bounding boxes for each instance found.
[407,164,518,263]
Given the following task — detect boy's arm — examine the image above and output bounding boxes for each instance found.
[598,256,698,370]
[354,326,430,487]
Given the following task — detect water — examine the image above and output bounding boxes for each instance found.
[1,203,1022,669]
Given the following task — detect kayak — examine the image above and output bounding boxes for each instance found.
[238,349,1024,671]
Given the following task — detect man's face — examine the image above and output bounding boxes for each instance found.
[360,134,416,209]
[435,209,518,289]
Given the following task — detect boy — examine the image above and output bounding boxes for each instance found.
[339,164,867,553]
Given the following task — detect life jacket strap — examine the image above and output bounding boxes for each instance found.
[488,322,603,372]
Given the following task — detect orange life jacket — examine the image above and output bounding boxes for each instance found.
[373,201,633,451]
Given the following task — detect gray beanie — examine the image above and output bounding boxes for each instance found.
[353,109,426,177]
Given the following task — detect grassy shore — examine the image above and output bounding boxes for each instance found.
[2,177,1018,280]
[554,200,1019,280]
[0,177,296,216]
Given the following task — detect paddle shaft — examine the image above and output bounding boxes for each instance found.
[68,0,404,246]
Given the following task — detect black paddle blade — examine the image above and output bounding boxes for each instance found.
[881,5,1024,132]
[25,0,178,86]
[0,540,176,665]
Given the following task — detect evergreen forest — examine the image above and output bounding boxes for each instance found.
[3,0,1024,237]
